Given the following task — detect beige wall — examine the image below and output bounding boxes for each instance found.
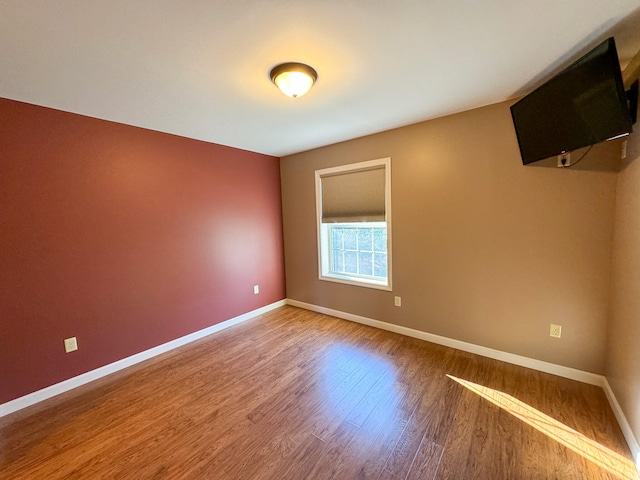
[281,100,619,374]
[606,123,640,446]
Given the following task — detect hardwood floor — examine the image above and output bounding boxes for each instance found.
[1,306,637,479]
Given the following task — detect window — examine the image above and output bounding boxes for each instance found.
[327,223,387,280]
[315,158,391,290]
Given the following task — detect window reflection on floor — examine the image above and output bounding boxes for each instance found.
[319,345,399,438]
[447,375,640,480]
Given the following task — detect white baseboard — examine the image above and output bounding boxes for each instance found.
[602,378,640,469]
[286,299,640,467]
[286,299,603,385]
[0,300,286,418]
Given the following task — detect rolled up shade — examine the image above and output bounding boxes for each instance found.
[321,167,385,223]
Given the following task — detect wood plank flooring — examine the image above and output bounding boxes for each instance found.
[1,306,637,479]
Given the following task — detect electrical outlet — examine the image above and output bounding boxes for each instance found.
[394,296,402,307]
[64,337,78,353]
[253,285,259,294]
[549,324,562,338]
[557,152,571,167]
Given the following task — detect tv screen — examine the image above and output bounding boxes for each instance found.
[511,37,633,165]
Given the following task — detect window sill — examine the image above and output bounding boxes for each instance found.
[319,273,391,291]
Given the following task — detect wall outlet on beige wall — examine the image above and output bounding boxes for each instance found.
[550,324,562,338]
[557,152,571,167]
[394,296,401,307]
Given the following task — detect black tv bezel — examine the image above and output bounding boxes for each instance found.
[510,37,633,165]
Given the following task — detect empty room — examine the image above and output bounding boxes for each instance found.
[2,2,640,479]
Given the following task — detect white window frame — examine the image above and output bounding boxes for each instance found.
[315,158,392,291]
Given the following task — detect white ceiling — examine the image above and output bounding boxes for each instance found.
[1,1,640,157]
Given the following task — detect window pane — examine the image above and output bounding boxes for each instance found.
[374,253,387,278]
[358,228,372,251]
[332,249,344,272]
[359,252,373,276]
[331,227,343,249]
[344,251,358,274]
[373,228,387,252]
[344,228,357,250]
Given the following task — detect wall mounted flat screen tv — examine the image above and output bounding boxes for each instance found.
[511,37,633,165]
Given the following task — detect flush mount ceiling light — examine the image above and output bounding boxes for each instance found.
[270,62,317,98]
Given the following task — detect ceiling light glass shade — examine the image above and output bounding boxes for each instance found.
[270,63,317,98]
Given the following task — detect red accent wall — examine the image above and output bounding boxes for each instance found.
[0,98,286,404]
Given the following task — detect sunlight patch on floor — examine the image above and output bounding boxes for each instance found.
[447,375,639,480]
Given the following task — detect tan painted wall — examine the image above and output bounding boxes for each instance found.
[606,125,640,444]
[281,100,618,374]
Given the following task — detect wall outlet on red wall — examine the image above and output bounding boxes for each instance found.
[64,337,78,353]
